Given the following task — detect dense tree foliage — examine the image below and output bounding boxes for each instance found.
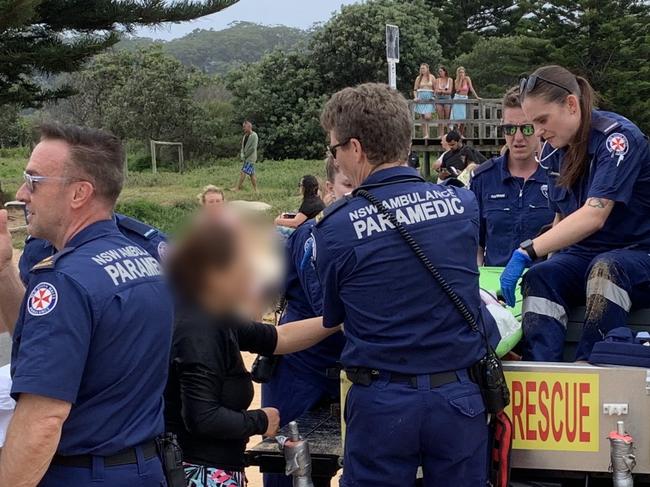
[227,51,327,160]
[527,0,650,131]
[46,47,238,160]
[117,22,310,75]
[455,36,551,97]
[3,0,649,159]
[0,0,238,106]
[421,0,534,58]
[311,0,442,93]
[228,0,443,159]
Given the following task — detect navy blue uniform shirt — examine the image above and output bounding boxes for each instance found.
[470,153,555,265]
[11,219,173,455]
[543,110,650,252]
[312,166,498,375]
[281,220,344,383]
[18,213,167,285]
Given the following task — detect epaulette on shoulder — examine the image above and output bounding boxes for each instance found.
[30,247,75,272]
[315,195,350,227]
[592,114,621,135]
[471,157,499,178]
[115,214,158,240]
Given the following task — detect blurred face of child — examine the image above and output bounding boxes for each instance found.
[200,231,253,313]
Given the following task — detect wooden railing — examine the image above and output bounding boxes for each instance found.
[409,97,504,143]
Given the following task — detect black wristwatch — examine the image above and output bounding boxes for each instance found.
[520,239,538,261]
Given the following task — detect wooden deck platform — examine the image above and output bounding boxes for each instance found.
[409,97,505,177]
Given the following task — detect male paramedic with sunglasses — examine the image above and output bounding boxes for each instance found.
[470,86,555,266]
[0,123,172,486]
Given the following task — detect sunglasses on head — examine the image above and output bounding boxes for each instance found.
[519,74,573,97]
[501,124,535,137]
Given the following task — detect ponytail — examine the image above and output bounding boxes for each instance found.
[559,76,595,188]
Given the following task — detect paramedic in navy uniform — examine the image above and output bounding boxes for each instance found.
[314,83,498,487]
[500,65,650,362]
[0,123,172,486]
[18,213,167,285]
[470,86,554,266]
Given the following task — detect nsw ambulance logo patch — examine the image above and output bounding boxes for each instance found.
[28,282,58,316]
[606,133,629,157]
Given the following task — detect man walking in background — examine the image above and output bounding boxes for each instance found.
[233,120,259,193]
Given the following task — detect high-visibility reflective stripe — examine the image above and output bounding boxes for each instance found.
[523,296,568,328]
[586,277,631,312]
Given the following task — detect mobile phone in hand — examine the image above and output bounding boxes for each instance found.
[282,213,297,219]
[4,201,28,232]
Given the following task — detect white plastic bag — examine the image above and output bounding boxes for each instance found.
[480,289,522,356]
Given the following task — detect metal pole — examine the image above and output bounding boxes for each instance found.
[423,152,431,179]
[388,61,397,90]
[150,140,157,174]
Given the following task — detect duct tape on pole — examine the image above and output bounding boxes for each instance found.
[386,24,399,89]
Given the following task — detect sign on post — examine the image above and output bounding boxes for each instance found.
[386,24,399,89]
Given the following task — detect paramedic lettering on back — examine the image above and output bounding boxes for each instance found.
[499,65,650,362]
[0,123,172,487]
[313,83,499,487]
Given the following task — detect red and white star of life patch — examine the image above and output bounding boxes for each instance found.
[27,282,58,317]
[606,133,629,156]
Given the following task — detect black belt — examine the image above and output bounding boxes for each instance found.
[345,368,459,388]
[390,371,458,388]
[52,441,158,468]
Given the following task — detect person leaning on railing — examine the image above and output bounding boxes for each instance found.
[434,65,453,137]
[451,66,481,137]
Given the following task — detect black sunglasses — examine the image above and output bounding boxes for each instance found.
[328,137,359,158]
[519,74,573,97]
[501,124,535,137]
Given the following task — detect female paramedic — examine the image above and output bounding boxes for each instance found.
[500,65,650,362]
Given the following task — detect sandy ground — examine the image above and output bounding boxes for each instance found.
[243,352,265,487]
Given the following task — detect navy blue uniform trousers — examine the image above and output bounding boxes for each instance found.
[521,248,650,361]
[341,370,488,487]
[39,450,165,487]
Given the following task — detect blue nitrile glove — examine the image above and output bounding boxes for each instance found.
[500,249,532,307]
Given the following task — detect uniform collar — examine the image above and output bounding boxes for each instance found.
[66,219,120,249]
[499,151,545,182]
[588,110,606,155]
[358,165,424,189]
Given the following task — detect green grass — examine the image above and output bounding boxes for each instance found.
[0,147,327,237]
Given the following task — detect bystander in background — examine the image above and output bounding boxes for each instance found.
[233,120,259,193]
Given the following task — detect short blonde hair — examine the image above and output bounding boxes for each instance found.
[198,185,225,204]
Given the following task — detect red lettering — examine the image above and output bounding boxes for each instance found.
[537,381,550,441]
[551,382,563,441]
[512,381,524,440]
[525,381,537,440]
[565,382,577,442]
[579,383,591,443]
